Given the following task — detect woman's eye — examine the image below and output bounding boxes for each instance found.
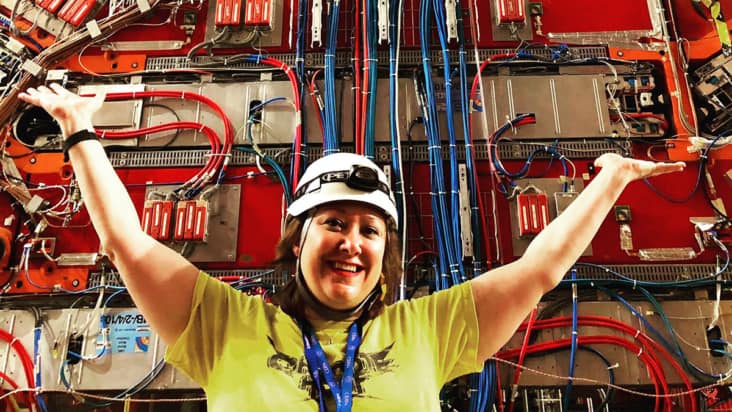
[325,218,343,228]
[364,226,380,236]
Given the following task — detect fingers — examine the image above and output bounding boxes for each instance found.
[651,161,685,177]
[17,88,39,105]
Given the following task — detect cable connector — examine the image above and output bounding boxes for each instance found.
[445,0,458,42]
[311,0,323,47]
[377,0,389,44]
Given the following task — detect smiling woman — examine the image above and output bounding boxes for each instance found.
[272,153,404,322]
[274,200,402,320]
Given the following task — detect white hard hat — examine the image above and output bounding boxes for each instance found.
[287,153,398,222]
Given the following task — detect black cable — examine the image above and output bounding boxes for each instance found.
[524,346,615,410]
[142,103,182,148]
[701,162,732,223]
[406,117,431,250]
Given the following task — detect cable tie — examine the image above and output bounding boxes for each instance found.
[607,363,619,370]
[634,330,641,338]
[632,279,637,290]
[571,331,578,335]
[637,347,643,357]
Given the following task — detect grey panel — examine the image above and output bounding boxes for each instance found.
[508,178,591,257]
[143,184,241,263]
[486,74,612,139]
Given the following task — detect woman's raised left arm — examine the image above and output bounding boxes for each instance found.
[470,154,685,362]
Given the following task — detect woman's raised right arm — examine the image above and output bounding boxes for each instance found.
[19,84,199,345]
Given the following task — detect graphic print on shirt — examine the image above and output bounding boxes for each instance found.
[267,337,396,400]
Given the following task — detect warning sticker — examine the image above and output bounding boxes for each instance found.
[99,311,151,354]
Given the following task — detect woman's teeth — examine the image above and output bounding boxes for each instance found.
[332,262,359,272]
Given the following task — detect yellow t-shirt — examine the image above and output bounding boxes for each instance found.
[165,272,482,411]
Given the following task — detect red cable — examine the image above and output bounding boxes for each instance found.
[497,335,668,412]
[98,121,222,192]
[515,316,696,411]
[508,308,537,412]
[87,57,303,192]
[309,70,325,138]
[710,397,732,411]
[83,91,231,193]
[0,370,25,410]
[0,329,36,410]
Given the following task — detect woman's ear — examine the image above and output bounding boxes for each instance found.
[292,245,300,257]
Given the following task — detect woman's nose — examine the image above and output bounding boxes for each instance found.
[338,227,362,255]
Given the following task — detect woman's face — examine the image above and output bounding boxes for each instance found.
[295,201,387,311]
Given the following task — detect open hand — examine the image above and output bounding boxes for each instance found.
[18,84,105,138]
[594,153,685,183]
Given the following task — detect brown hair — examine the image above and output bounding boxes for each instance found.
[271,214,402,321]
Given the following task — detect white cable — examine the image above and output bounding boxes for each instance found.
[687,135,732,153]
[395,0,407,301]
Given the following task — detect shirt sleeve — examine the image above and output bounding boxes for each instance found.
[164,271,260,387]
[422,282,483,383]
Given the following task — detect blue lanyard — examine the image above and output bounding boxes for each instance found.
[300,320,362,412]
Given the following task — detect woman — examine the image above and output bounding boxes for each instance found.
[18,85,684,411]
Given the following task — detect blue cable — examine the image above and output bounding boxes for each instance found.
[293,0,309,183]
[643,132,724,204]
[103,288,127,308]
[572,254,730,288]
[233,146,292,204]
[418,0,460,288]
[431,0,465,283]
[0,16,44,51]
[597,285,721,381]
[322,0,341,155]
[33,326,48,412]
[564,267,579,411]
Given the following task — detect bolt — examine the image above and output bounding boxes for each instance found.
[71,279,79,287]
[617,50,624,57]
[29,157,36,164]
[131,62,138,69]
